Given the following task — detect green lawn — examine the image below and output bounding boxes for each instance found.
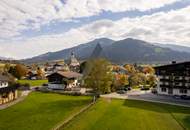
[17,79,48,86]
[63,99,190,130]
[0,92,92,130]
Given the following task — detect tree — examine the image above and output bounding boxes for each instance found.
[128,73,147,88]
[8,66,16,77]
[143,65,155,74]
[3,63,10,72]
[9,64,27,79]
[114,74,128,89]
[31,64,38,70]
[84,59,113,94]
[37,67,45,79]
[124,64,136,74]
[146,74,157,88]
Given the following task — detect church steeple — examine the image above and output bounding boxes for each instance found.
[69,52,80,72]
[69,52,79,67]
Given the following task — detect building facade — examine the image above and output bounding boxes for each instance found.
[155,62,190,96]
[47,71,82,90]
[0,74,18,105]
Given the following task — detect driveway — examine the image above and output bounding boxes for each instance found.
[101,89,190,107]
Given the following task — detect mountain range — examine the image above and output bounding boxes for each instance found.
[153,43,190,53]
[0,56,14,61]
[23,38,190,64]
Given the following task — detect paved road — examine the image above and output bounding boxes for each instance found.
[101,90,190,107]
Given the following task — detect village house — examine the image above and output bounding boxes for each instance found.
[44,62,69,76]
[52,63,69,72]
[27,70,38,80]
[0,74,18,105]
[155,61,190,97]
[47,71,82,90]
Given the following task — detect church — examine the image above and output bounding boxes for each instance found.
[68,52,80,72]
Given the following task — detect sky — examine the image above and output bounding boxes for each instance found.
[0,0,190,59]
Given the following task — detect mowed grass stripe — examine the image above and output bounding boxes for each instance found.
[17,80,48,87]
[0,92,92,130]
[63,99,190,130]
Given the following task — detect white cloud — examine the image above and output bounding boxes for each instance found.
[0,0,190,59]
[0,0,180,39]
[69,6,190,45]
[98,0,181,12]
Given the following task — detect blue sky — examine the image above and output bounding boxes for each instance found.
[0,0,190,59]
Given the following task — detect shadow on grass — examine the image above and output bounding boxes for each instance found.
[39,99,91,109]
[123,99,190,114]
[183,116,190,128]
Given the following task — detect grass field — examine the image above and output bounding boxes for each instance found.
[63,99,190,130]
[17,79,48,86]
[0,92,92,130]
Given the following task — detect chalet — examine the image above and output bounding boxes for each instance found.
[52,63,69,72]
[44,62,69,76]
[0,74,18,105]
[27,71,37,80]
[154,61,190,96]
[47,71,82,90]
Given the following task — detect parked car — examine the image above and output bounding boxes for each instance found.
[122,86,131,91]
[140,85,150,90]
[173,95,181,99]
[126,87,131,91]
[151,88,157,94]
[180,95,190,100]
[42,83,48,86]
[141,87,150,91]
[116,90,126,94]
[34,87,40,91]
[120,87,128,91]
[119,86,131,91]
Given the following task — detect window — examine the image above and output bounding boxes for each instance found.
[180,89,187,94]
[161,88,167,92]
[175,82,182,86]
[185,77,190,80]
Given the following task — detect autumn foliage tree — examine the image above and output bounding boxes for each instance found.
[9,64,27,79]
[3,63,11,72]
[124,64,137,74]
[143,65,155,74]
[114,74,128,89]
[37,67,45,79]
[124,64,157,89]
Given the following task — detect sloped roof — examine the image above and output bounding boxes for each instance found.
[154,61,190,69]
[0,74,10,82]
[47,71,82,79]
